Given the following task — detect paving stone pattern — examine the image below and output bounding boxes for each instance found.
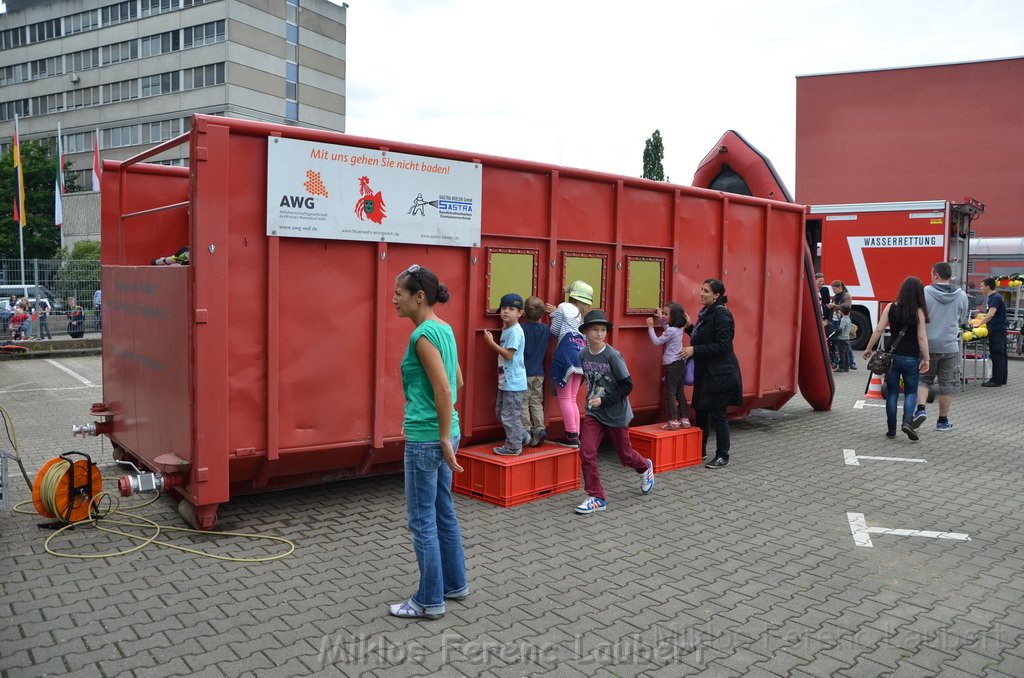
[1,357,1023,677]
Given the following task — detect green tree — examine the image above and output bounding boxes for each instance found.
[55,239,101,307]
[1,138,64,259]
[642,129,667,182]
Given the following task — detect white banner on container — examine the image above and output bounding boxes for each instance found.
[266,137,482,247]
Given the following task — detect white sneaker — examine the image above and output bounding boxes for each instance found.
[641,458,655,494]
[574,497,607,514]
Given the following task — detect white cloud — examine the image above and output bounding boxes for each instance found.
[344,0,1024,193]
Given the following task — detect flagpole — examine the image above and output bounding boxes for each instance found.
[56,121,65,250]
[14,114,26,296]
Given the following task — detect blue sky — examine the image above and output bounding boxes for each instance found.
[344,0,1024,194]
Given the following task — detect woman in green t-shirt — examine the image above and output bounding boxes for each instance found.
[389,264,469,620]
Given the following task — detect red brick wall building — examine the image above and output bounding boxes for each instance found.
[796,57,1024,238]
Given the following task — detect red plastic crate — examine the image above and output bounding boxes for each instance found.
[452,442,580,508]
[629,424,703,473]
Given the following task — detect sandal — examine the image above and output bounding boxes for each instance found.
[388,599,442,620]
[679,418,691,428]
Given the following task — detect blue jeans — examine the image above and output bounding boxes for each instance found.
[404,436,468,616]
[885,355,921,431]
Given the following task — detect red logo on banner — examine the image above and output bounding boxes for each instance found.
[354,176,387,224]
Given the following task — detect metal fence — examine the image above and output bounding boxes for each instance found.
[0,257,102,336]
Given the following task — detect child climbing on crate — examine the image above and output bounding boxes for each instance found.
[483,293,528,456]
[646,302,691,429]
[573,309,655,515]
[520,296,550,446]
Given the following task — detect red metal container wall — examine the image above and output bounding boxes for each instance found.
[101,115,808,507]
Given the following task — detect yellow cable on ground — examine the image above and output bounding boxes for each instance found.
[4,401,295,562]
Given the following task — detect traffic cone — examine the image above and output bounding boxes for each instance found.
[864,373,884,400]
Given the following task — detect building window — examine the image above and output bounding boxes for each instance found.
[69,86,101,110]
[103,79,139,104]
[183,20,226,48]
[69,48,101,72]
[141,71,181,97]
[184,63,225,89]
[285,100,298,121]
[103,40,139,65]
[102,1,139,27]
[141,31,180,57]
[67,10,100,35]
[0,100,30,122]
[63,132,88,154]
[105,124,142,149]
[141,0,176,17]
[29,19,62,44]
[1,27,27,50]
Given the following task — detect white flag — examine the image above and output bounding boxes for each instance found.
[92,131,101,192]
[55,122,65,228]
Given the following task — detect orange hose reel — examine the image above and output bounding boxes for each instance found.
[32,452,103,523]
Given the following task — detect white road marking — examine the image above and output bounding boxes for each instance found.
[847,512,970,548]
[0,385,99,395]
[45,359,96,387]
[843,448,926,466]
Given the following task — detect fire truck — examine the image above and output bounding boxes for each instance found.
[806,199,984,349]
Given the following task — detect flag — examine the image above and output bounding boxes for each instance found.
[13,114,26,227]
[55,122,65,228]
[91,131,101,192]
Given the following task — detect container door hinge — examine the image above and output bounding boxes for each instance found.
[195,309,209,323]
[233,447,257,458]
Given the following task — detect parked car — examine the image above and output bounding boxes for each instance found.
[0,285,65,313]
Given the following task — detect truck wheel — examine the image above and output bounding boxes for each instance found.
[850,310,871,351]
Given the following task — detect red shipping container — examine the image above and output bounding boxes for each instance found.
[96,114,812,528]
[629,425,703,473]
[452,444,580,508]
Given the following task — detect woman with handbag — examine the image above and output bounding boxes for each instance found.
[681,279,743,469]
[863,276,930,441]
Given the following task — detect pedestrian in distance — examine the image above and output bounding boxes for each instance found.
[37,297,53,340]
[573,309,655,515]
[863,276,930,441]
[977,277,1008,387]
[834,307,853,372]
[545,280,593,448]
[914,262,969,430]
[20,297,34,339]
[66,297,85,338]
[389,264,469,620]
[646,302,692,429]
[520,296,550,447]
[828,280,856,369]
[681,279,744,468]
[483,293,528,456]
[816,272,831,331]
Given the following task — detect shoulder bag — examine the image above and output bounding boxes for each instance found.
[866,328,906,375]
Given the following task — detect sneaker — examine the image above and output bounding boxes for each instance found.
[885,431,897,439]
[936,420,954,432]
[900,422,919,441]
[679,418,691,428]
[659,420,681,430]
[574,496,607,514]
[532,427,547,447]
[640,458,655,494]
[911,407,927,429]
[493,446,522,456]
[555,434,580,448]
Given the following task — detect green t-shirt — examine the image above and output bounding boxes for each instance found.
[402,320,460,442]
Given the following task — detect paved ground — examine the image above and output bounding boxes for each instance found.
[1,356,1022,677]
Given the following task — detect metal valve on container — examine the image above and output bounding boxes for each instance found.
[116,461,183,497]
[71,421,112,438]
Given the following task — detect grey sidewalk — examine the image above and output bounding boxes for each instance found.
[1,357,1022,676]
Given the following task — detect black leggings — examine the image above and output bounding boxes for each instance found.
[663,360,689,421]
[696,408,730,459]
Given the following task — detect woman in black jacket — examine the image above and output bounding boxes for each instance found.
[681,279,743,468]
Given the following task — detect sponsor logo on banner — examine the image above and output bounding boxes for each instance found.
[266,137,482,247]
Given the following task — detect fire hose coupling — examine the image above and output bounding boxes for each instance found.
[116,461,184,497]
[70,421,112,438]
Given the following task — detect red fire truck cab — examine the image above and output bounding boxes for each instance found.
[806,199,983,349]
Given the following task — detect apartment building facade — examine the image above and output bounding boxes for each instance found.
[1,0,346,243]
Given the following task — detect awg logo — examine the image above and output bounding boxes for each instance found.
[279,170,329,209]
